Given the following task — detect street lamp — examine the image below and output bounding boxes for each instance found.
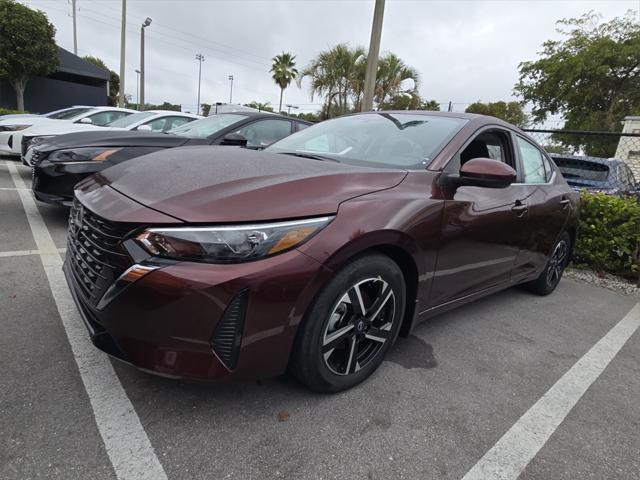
[286,104,299,116]
[228,75,234,103]
[195,54,205,116]
[139,17,152,111]
[135,69,140,110]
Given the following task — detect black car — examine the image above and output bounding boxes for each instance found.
[551,154,639,200]
[30,112,311,206]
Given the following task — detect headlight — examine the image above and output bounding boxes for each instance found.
[136,216,333,263]
[48,147,122,163]
[30,135,54,146]
[0,124,30,132]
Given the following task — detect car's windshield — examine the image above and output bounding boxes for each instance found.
[47,107,93,120]
[267,113,467,169]
[168,113,248,138]
[107,111,156,128]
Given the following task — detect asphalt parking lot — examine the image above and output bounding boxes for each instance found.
[1,158,639,480]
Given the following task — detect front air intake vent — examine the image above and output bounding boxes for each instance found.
[210,289,249,370]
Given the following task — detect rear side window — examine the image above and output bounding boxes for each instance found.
[235,119,292,148]
[83,110,131,126]
[516,136,547,183]
[542,154,555,182]
[296,122,310,132]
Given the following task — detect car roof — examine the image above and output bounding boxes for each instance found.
[145,110,201,117]
[550,154,626,167]
[212,111,312,124]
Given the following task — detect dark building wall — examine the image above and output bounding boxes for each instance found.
[1,76,107,113]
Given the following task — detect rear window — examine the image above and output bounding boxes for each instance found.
[553,158,610,182]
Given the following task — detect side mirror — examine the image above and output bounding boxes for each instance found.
[220,133,248,147]
[136,124,152,132]
[79,117,93,124]
[440,158,516,189]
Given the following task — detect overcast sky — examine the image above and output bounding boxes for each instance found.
[21,0,638,119]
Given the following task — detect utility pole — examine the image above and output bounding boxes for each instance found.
[228,75,234,103]
[135,69,140,110]
[139,17,152,111]
[195,54,205,115]
[118,0,126,107]
[72,0,78,55]
[361,0,385,112]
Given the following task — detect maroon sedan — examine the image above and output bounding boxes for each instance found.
[64,111,579,392]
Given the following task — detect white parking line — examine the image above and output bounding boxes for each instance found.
[462,301,640,480]
[6,161,167,480]
[0,248,66,258]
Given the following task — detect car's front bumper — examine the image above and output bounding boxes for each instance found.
[63,245,331,381]
[33,160,105,205]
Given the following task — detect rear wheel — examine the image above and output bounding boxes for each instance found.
[525,232,571,295]
[290,254,406,392]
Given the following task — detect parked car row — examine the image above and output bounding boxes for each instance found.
[27,111,310,205]
[40,110,581,392]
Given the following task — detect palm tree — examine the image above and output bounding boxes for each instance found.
[270,52,298,113]
[375,53,420,107]
[301,44,366,118]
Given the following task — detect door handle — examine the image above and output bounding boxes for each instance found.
[560,196,571,209]
[512,200,528,217]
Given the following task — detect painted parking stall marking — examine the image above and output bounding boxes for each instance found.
[462,301,640,480]
[0,247,66,258]
[6,161,168,480]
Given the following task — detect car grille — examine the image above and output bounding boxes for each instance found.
[66,198,136,306]
[21,136,31,157]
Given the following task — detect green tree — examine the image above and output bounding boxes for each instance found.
[82,55,120,107]
[245,101,273,112]
[200,103,211,116]
[0,0,58,111]
[271,52,298,113]
[465,101,529,127]
[418,99,440,111]
[374,53,420,107]
[302,44,366,118]
[515,11,640,155]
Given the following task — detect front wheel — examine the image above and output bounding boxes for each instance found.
[290,254,406,393]
[525,232,571,295]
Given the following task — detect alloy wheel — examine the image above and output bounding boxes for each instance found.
[546,239,568,287]
[322,277,396,376]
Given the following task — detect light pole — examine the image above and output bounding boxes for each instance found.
[139,17,152,111]
[118,0,126,107]
[228,75,234,103]
[195,54,205,115]
[362,0,385,111]
[135,69,140,110]
[72,0,78,55]
[286,104,299,116]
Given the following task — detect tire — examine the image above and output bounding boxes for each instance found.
[525,231,571,296]
[290,253,406,393]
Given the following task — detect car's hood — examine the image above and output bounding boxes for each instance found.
[34,130,194,152]
[88,145,408,223]
[27,121,106,136]
[0,117,57,127]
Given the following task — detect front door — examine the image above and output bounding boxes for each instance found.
[429,128,529,307]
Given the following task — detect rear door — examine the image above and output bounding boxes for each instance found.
[510,135,572,282]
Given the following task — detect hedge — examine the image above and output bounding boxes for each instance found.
[573,192,640,281]
[0,108,26,115]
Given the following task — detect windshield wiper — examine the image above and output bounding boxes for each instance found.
[276,151,340,163]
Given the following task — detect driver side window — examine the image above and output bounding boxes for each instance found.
[446,130,513,173]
